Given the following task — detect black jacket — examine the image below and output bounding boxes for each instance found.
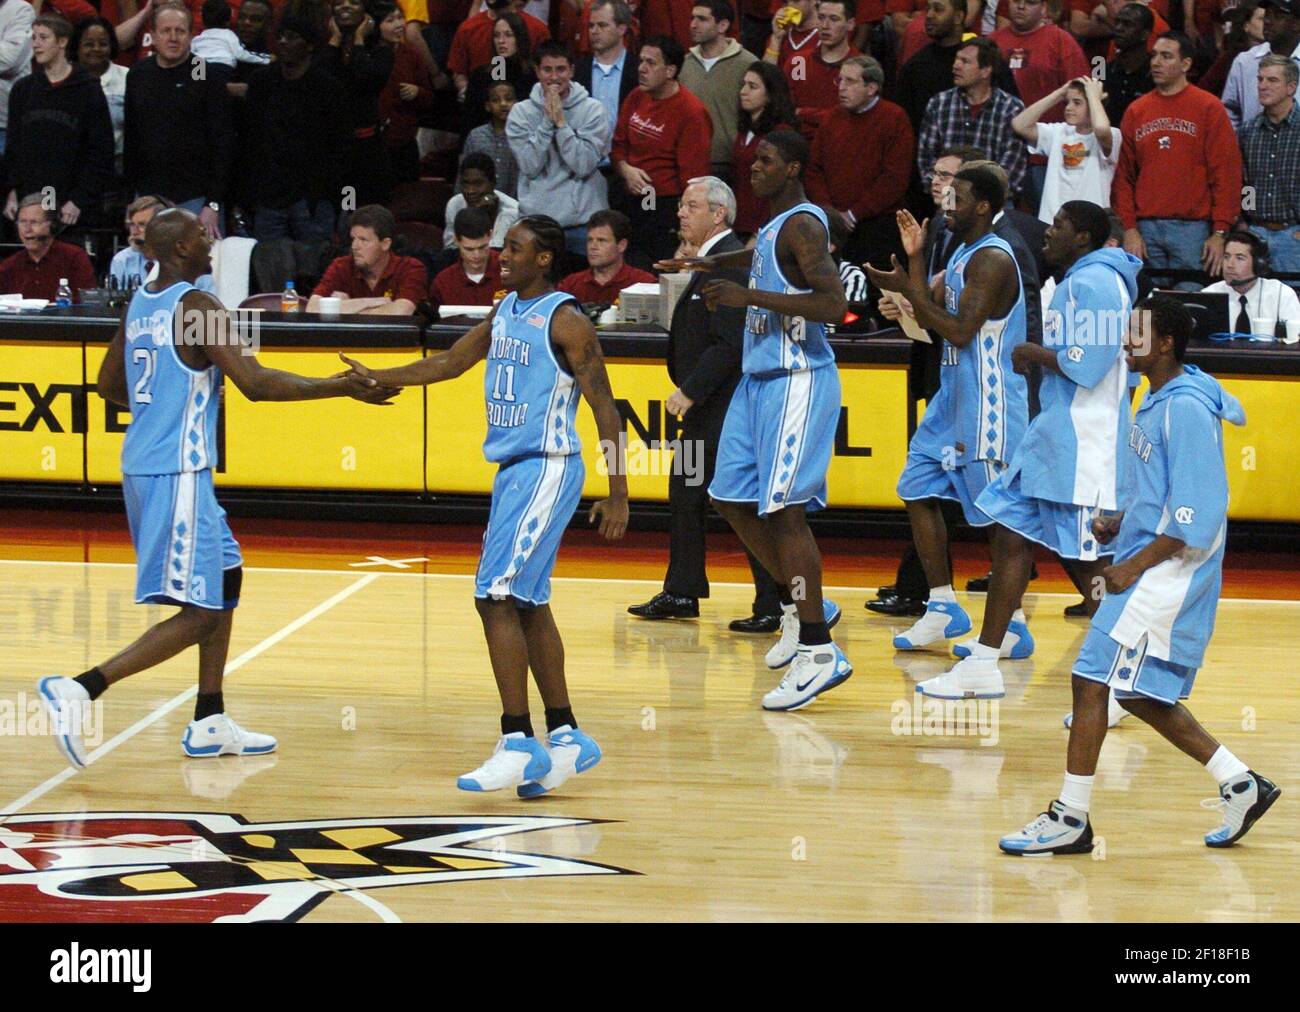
[124,55,234,204]
[574,50,638,113]
[243,64,349,208]
[5,65,114,215]
[667,230,747,417]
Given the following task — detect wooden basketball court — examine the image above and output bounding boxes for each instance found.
[1,519,1295,923]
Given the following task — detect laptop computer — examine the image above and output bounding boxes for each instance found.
[1155,290,1230,341]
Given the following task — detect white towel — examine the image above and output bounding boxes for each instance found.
[211,237,256,308]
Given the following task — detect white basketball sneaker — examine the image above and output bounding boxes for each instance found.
[457,732,550,792]
[36,676,92,769]
[762,643,852,711]
[999,800,1094,856]
[916,656,1005,699]
[1063,688,1131,729]
[1203,771,1281,848]
[181,714,278,758]
[765,600,841,669]
[517,725,602,798]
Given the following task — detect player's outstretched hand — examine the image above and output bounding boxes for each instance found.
[655,255,715,273]
[865,255,911,295]
[589,496,629,540]
[338,352,401,404]
[1091,512,1123,545]
[700,278,748,310]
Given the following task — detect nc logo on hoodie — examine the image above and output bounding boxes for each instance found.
[1175,505,1196,525]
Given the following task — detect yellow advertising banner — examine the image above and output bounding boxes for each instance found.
[0,341,85,481]
[1199,376,1297,522]
[424,360,913,507]
[86,346,425,490]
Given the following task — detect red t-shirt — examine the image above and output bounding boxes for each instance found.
[431,251,501,307]
[448,10,552,78]
[612,85,714,197]
[558,261,656,305]
[784,46,862,138]
[313,254,428,303]
[0,241,98,303]
[991,23,1090,111]
[1112,85,1243,231]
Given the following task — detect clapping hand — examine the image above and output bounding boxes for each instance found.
[896,209,927,259]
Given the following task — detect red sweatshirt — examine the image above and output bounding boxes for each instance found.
[805,99,914,225]
[784,46,861,139]
[612,85,713,198]
[1112,85,1243,232]
[379,42,435,146]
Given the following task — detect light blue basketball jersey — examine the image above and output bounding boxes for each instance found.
[483,290,582,463]
[1092,366,1245,668]
[935,231,1024,465]
[743,202,835,376]
[1014,248,1140,509]
[121,281,221,476]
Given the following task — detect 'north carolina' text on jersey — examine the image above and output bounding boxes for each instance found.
[483,290,582,463]
[1091,366,1246,667]
[910,232,1028,468]
[121,281,220,476]
[743,203,835,375]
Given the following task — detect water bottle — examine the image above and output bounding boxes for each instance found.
[56,278,73,308]
[280,280,300,313]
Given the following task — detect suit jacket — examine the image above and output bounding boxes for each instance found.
[667,230,747,425]
[574,51,639,112]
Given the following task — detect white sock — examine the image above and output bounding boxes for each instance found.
[1011,607,1027,624]
[1205,746,1249,785]
[969,640,999,661]
[929,585,957,604]
[781,602,797,617]
[1060,772,1094,813]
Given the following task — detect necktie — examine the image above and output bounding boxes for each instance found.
[1239,294,1249,333]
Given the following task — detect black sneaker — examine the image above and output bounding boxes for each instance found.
[1064,600,1089,617]
[628,592,699,620]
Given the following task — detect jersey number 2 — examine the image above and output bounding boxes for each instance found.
[132,348,157,404]
[491,364,516,402]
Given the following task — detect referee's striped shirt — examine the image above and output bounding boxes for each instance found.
[839,261,868,303]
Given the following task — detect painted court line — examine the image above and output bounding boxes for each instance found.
[1,559,1298,606]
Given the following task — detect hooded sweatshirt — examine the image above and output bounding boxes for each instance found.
[677,38,758,167]
[1014,246,1143,510]
[1094,364,1246,668]
[504,79,610,228]
[4,64,114,214]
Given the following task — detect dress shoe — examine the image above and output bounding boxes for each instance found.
[729,613,781,634]
[1063,600,1089,617]
[865,585,897,606]
[965,565,1039,593]
[628,591,699,619]
[865,591,926,617]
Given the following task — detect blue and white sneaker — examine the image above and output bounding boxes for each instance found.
[518,725,602,798]
[765,599,842,669]
[36,676,91,769]
[1064,688,1131,729]
[953,619,1034,659]
[916,656,1005,699]
[1204,771,1280,848]
[1000,800,1094,856]
[457,732,550,792]
[892,600,971,650]
[762,643,852,711]
[182,714,277,758]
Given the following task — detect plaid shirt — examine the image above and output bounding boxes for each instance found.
[917,87,1027,199]
[1239,102,1300,225]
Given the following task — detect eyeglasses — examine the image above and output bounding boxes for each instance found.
[929,170,957,183]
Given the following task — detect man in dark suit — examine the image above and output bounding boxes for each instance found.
[574,1,639,146]
[628,175,782,630]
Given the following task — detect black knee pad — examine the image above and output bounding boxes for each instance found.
[222,566,243,610]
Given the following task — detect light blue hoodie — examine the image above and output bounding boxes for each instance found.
[1094,364,1246,667]
[1014,246,1143,510]
[504,80,610,228]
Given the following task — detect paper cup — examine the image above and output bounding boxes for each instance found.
[318,296,341,320]
[1285,318,1300,344]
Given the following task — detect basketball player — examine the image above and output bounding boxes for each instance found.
[953,202,1141,714]
[36,208,399,768]
[865,166,1028,700]
[1000,295,1280,854]
[340,215,629,796]
[657,129,852,712]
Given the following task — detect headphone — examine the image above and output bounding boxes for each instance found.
[1226,230,1271,280]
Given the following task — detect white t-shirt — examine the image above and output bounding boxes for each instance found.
[1031,122,1121,225]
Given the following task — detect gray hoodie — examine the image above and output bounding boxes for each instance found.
[505,80,610,228]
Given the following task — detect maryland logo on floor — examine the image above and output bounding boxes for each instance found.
[0,812,630,922]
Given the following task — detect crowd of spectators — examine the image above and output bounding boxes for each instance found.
[0,0,1295,315]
